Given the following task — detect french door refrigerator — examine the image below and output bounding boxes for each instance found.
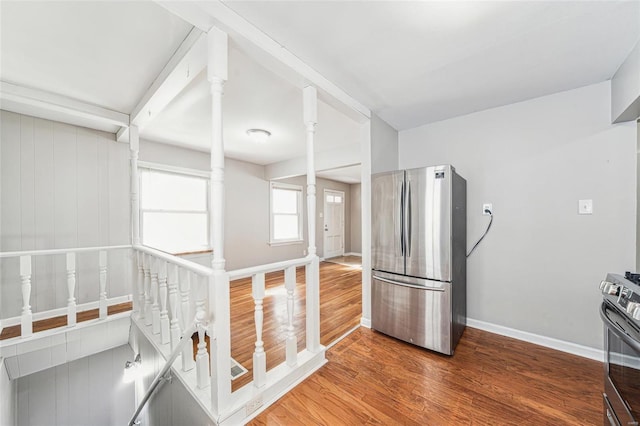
[371,165,466,355]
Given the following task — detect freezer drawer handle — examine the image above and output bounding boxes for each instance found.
[374,275,445,292]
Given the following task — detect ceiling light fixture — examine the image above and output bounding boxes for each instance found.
[246,128,271,143]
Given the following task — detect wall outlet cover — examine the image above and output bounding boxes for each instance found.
[482,203,492,215]
[578,199,593,215]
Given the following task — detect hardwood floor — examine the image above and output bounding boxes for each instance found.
[0,302,133,340]
[250,327,604,425]
[222,260,362,390]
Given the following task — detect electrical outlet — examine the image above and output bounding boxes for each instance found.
[578,199,593,215]
[246,395,263,416]
[482,203,492,215]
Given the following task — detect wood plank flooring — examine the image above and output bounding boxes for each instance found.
[0,302,133,340]
[250,327,603,425]
[224,260,362,390]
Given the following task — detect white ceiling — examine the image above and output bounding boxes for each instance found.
[142,42,362,165]
[1,1,639,184]
[0,1,192,114]
[223,0,640,130]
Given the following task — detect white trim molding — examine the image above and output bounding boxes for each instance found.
[467,318,604,362]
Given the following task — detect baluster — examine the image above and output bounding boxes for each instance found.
[151,257,160,334]
[136,251,145,319]
[168,264,180,350]
[252,272,266,388]
[99,251,108,319]
[143,254,152,325]
[285,266,297,366]
[180,269,195,372]
[20,255,33,337]
[66,253,77,327]
[158,261,170,344]
[196,275,209,389]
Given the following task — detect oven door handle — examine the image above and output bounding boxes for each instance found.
[600,302,640,354]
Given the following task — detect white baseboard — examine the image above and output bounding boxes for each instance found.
[467,318,604,362]
[345,252,362,257]
[360,317,371,328]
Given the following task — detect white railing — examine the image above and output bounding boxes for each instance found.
[1,243,324,423]
[132,245,323,423]
[0,245,132,338]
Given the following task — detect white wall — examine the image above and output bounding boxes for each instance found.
[350,183,362,254]
[0,359,16,426]
[612,40,640,123]
[129,324,213,426]
[15,344,135,426]
[370,113,398,174]
[399,81,637,350]
[0,111,131,319]
[139,139,357,269]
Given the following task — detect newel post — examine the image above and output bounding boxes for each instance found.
[303,86,321,352]
[207,26,232,416]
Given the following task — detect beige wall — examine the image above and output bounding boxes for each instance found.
[139,139,358,269]
[400,81,637,350]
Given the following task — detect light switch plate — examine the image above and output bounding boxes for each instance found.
[578,199,593,215]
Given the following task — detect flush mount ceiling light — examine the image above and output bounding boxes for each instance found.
[246,128,271,143]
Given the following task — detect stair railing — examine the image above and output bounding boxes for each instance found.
[128,318,200,426]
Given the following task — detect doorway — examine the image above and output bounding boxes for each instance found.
[323,189,345,259]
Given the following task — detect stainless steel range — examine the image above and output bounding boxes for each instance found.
[600,272,640,426]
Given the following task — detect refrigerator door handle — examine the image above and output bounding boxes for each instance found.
[405,180,412,257]
[373,275,445,292]
[399,180,405,256]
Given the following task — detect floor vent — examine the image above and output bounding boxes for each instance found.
[230,358,248,380]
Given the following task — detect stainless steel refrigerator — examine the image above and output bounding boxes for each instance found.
[371,165,466,355]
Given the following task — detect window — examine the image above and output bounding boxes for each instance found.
[139,165,209,254]
[270,182,303,244]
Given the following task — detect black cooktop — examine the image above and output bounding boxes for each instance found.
[624,271,640,285]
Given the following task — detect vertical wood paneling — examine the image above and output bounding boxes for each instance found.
[1,111,22,318]
[76,129,100,304]
[67,355,90,425]
[97,133,110,246]
[20,115,35,251]
[108,141,130,296]
[27,367,56,426]
[16,378,28,426]
[54,364,70,426]
[33,118,56,313]
[53,122,78,309]
[88,349,112,424]
[1,112,129,319]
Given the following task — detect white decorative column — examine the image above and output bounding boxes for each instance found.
[129,126,141,315]
[304,86,318,257]
[130,125,140,246]
[206,26,232,415]
[303,86,321,353]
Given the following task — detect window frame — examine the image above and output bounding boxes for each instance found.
[269,181,304,245]
[138,161,211,254]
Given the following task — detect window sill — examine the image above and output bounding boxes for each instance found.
[269,240,304,247]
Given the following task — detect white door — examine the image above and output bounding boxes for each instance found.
[324,190,345,258]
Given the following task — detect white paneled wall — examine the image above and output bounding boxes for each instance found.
[0,359,16,426]
[16,344,135,426]
[0,111,131,319]
[130,324,214,426]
